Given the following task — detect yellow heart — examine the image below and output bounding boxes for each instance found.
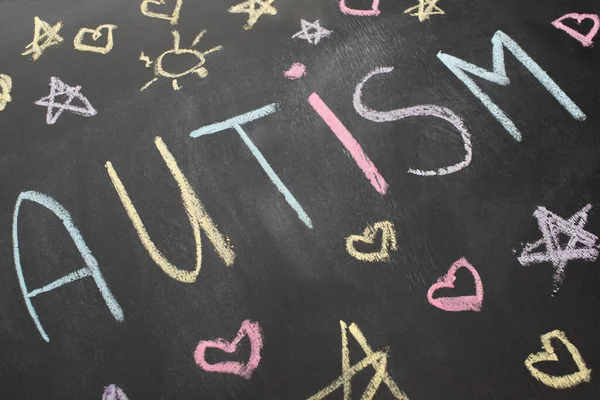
[525,329,591,389]
[73,24,117,54]
[141,0,183,25]
[346,221,397,262]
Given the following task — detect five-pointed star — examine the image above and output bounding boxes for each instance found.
[292,19,332,45]
[518,204,599,293]
[228,0,277,30]
[404,0,445,22]
[35,77,97,125]
[22,17,64,61]
[307,321,409,400]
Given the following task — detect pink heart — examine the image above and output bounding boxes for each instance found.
[194,320,263,379]
[339,0,380,16]
[552,13,600,47]
[427,257,483,312]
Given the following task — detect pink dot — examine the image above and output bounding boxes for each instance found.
[283,63,307,80]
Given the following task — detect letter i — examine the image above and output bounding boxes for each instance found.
[308,92,389,195]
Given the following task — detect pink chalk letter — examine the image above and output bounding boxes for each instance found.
[308,92,389,195]
[552,13,600,47]
[194,320,263,379]
[340,0,380,16]
[427,257,483,312]
[284,63,307,80]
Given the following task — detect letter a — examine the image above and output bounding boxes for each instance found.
[105,136,236,284]
[13,191,124,343]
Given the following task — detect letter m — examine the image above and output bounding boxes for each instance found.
[437,30,585,142]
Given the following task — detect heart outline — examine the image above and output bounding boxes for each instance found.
[525,329,591,389]
[339,0,380,16]
[73,24,117,54]
[427,257,483,312]
[141,0,183,25]
[552,13,600,47]
[346,221,397,262]
[194,320,263,379]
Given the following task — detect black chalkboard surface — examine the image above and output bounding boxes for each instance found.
[1,0,600,398]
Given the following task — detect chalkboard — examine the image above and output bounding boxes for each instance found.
[1,0,600,398]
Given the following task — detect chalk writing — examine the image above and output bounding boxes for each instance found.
[140,0,182,25]
[404,0,444,22]
[552,14,600,47]
[525,330,591,389]
[354,66,472,176]
[307,321,409,400]
[106,137,235,283]
[346,221,397,262]
[13,191,124,343]
[73,24,118,54]
[438,31,586,141]
[194,320,263,379]
[0,74,12,112]
[228,0,277,30]
[308,93,389,195]
[190,104,313,228]
[103,385,129,400]
[284,62,307,80]
[339,0,380,17]
[22,17,63,61]
[140,30,221,91]
[518,204,599,294]
[427,257,483,312]
[292,20,332,45]
[34,77,97,125]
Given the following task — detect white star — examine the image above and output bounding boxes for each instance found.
[518,204,599,294]
[34,77,97,125]
[292,19,332,45]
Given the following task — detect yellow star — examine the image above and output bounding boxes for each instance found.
[22,17,64,61]
[0,74,12,112]
[228,0,277,30]
[307,321,409,400]
[404,0,445,22]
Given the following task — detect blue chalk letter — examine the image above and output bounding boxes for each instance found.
[13,191,124,342]
[438,30,585,142]
[190,104,313,228]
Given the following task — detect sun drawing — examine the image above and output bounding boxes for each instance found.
[139,30,222,91]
